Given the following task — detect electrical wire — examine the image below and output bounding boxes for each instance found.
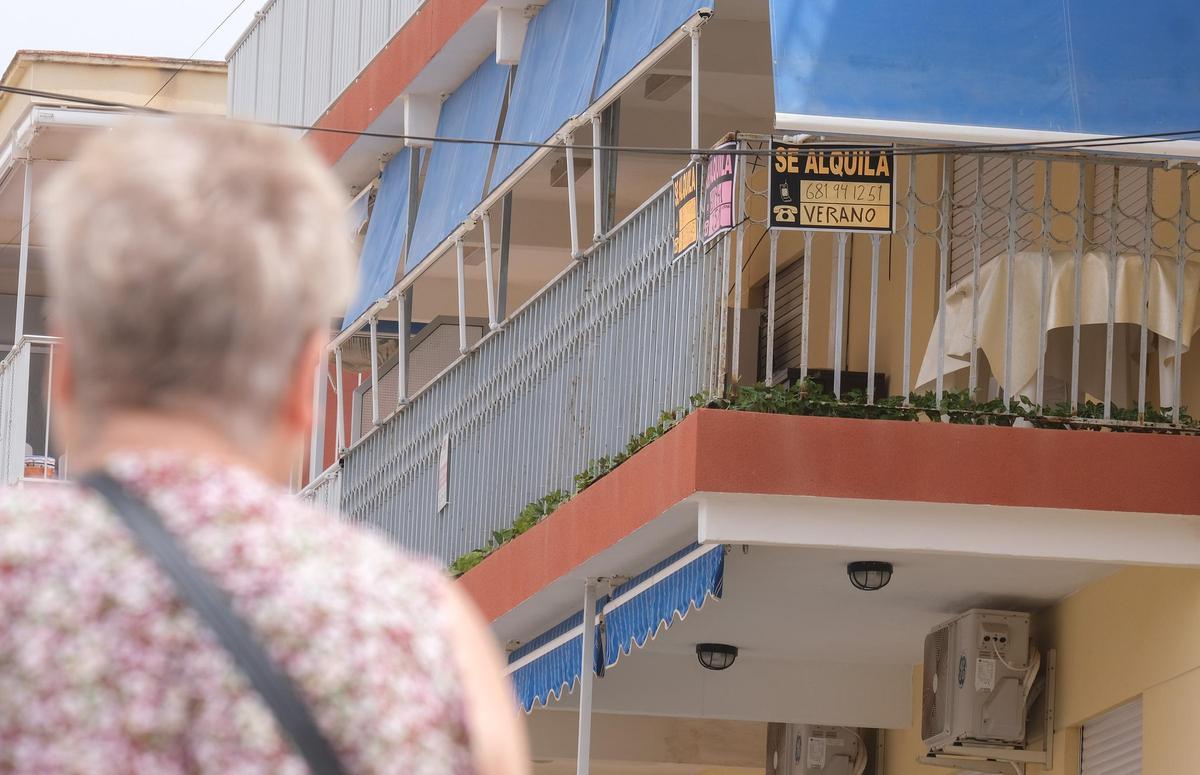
[143,0,251,108]
[0,0,249,250]
[992,639,1041,703]
[4,83,1200,159]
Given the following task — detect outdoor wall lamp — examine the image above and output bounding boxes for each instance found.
[696,643,738,671]
[847,561,893,591]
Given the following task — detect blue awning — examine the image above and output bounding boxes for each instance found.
[405,55,510,274]
[600,542,724,670]
[343,149,412,329]
[508,611,585,713]
[490,0,607,189]
[593,0,709,100]
[506,543,724,712]
[769,0,1200,137]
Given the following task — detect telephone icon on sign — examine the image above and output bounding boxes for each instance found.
[773,205,798,224]
[779,181,792,203]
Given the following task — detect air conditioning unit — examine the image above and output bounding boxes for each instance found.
[769,724,866,775]
[922,609,1031,752]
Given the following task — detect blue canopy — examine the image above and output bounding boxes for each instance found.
[593,0,709,99]
[769,0,1200,137]
[506,543,724,712]
[490,0,607,189]
[406,55,510,273]
[492,0,711,189]
[508,611,585,713]
[343,149,412,330]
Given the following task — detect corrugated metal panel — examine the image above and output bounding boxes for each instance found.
[256,6,285,121]
[227,0,426,127]
[391,0,424,33]
[303,0,335,124]
[759,256,806,379]
[360,0,392,67]
[277,0,308,125]
[1082,698,1142,775]
[331,0,363,102]
[949,156,1038,286]
[231,27,261,119]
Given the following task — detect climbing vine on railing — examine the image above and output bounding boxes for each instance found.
[448,380,1196,577]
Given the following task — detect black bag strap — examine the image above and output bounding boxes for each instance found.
[83,471,346,775]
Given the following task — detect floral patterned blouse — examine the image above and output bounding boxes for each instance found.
[0,453,472,774]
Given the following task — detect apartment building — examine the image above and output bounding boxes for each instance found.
[0,50,227,484]
[227,2,1200,772]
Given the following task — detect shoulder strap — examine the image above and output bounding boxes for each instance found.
[83,472,346,775]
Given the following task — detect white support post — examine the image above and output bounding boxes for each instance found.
[334,346,346,450]
[456,239,469,352]
[397,289,411,407]
[308,359,326,482]
[592,116,603,242]
[576,579,598,775]
[15,162,32,343]
[369,316,380,426]
[565,134,581,259]
[689,27,701,152]
[731,147,746,384]
[481,212,498,330]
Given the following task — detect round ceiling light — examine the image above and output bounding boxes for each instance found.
[695,643,739,671]
[847,561,894,591]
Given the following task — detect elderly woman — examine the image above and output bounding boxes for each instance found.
[0,119,528,774]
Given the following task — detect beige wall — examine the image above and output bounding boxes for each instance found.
[0,54,226,139]
[882,567,1200,775]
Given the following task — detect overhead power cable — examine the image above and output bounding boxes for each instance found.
[3,84,1200,161]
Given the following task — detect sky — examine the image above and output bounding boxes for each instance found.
[1,0,263,74]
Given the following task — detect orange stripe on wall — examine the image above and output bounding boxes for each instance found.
[459,410,1200,622]
[307,0,488,165]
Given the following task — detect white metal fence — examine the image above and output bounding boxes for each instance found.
[336,185,724,563]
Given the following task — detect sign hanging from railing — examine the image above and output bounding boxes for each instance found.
[702,141,738,244]
[769,141,895,233]
[672,163,700,258]
[437,434,451,512]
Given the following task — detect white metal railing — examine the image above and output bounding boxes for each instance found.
[314,182,723,563]
[0,335,64,487]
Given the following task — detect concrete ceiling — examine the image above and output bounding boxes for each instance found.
[499,505,1117,729]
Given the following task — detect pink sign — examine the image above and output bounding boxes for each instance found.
[702,142,737,243]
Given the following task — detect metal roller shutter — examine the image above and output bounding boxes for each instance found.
[758,256,806,381]
[948,156,1038,286]
[1081,698,1142,775]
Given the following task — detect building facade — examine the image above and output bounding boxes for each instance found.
[0,51,227,484]
[228,2,1200,773]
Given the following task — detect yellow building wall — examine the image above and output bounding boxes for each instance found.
[0,54,226,139]
[882,567,1200,775]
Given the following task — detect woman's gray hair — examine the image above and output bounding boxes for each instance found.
[42,117,354,435]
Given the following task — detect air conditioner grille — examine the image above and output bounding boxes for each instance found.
[922,625,950,741]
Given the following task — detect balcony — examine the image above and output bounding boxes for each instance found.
[309,144,1200,568]
[0,335,65,487]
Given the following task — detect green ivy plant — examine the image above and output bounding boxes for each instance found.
[448,379,1196,576]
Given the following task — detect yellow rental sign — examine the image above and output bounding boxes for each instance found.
[672,163,700,258]
[769,141,895,233]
